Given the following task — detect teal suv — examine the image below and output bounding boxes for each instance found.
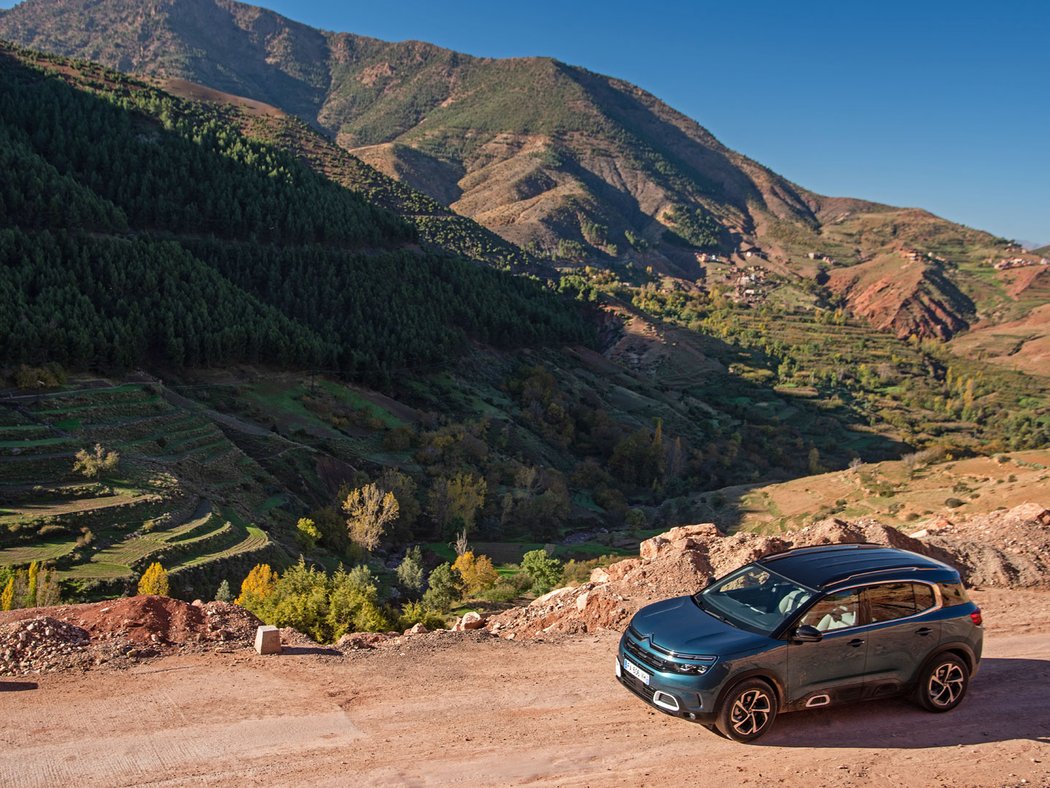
[617,544,983,742]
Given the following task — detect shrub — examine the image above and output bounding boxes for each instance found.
[560,555,621,586]
[422,563,463,612]
[214,579,233,603]
[263,560,331,642]
[236,563,278,610]
[397,601,447,630]
[625,508,648,529]
[0,577,13,611]
[452,551,499,596]
[944,497,965,509]
[476,571,534,603]
[138,562,169,596]
[326,564,391,639]
[521,549,563,594]
[295,518,321,551]
[396,546,425,595]
[72,444,120,479]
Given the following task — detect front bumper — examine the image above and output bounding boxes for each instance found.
[616,648,718,724]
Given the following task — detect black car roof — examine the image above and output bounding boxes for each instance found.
[757,543,954,589]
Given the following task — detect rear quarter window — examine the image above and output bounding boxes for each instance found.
[864,583,917,623]
[937,582,970,607]
[913,583,935,612]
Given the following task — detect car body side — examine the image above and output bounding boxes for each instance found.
[617,564,982,724]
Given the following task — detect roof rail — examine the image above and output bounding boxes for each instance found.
[759,542,887,563]
[821,564,942,588]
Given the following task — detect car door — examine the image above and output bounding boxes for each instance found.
[786,589,869,705]
[860,582,941,692]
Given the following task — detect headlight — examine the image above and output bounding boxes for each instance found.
[672,663,709,674]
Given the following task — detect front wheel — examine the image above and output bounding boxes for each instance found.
[915,654,970,712]
[715,679,778,743]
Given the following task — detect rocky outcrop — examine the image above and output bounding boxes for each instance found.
[488,503,1050,639]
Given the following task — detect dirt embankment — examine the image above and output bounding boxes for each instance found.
[0,596,261,676]
[486,503,1050,639]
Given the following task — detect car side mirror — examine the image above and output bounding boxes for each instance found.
[793,625,822,643]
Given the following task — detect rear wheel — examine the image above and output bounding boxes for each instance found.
[915,654,969,712]
[715,679,778,743]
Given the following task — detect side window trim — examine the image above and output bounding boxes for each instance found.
[786,580,944,637]
[854,580,943,630]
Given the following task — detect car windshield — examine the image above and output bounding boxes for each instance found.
[695,564,815,636]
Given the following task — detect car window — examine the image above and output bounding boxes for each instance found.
[864,583,922,623]
[913,583,936,612]
[938,582,970,607]
[697,565,815,636]
[799,590,860,632]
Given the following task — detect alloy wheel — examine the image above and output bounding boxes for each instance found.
[730,688,772,736]
[927,662,965,707]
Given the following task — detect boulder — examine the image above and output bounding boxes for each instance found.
[639,523,719,560]
[460,611,485,630]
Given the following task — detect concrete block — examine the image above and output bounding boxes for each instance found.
[254,625,281,655]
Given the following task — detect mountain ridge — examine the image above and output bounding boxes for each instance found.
[0,0,1034,342]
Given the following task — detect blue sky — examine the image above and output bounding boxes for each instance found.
[4,0,1046,244]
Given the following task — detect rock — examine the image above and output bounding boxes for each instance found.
[530,587,574,607]
[576,591,590,612]
[639,523,719,560]
[589,567,610,584]
[254,625,281,655]
[460,611,485,630]
[407,623,428,635]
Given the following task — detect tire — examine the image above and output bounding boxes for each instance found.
[715,679,778,743]
[914,653,970,712]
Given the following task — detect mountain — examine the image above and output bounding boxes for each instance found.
[0,0,1024,340]
[0,41,589,375]
[1,39,1047,604]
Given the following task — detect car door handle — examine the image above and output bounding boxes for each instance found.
[915,627,932,637]
[848,638,865,648]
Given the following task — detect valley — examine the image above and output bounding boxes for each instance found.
[0,0,1046,712]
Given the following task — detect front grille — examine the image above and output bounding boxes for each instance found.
[624,636,674,672]
[619,671,656,702]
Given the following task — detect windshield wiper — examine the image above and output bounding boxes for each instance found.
[695,595,729,624]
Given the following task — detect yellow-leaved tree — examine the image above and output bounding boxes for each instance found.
[0,577,13,611]
[343,483,399,552]
[236,563,277,613]
[26,561,38,607]
[138,562,169,596]
[451,551,499,596]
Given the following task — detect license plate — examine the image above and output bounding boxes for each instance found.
[623,659,650,685]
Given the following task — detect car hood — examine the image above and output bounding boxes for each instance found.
[629,595,770,656]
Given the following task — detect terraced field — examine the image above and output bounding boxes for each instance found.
[0,383,281,598]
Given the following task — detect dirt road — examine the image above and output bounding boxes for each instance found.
[2,590,1049,787]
